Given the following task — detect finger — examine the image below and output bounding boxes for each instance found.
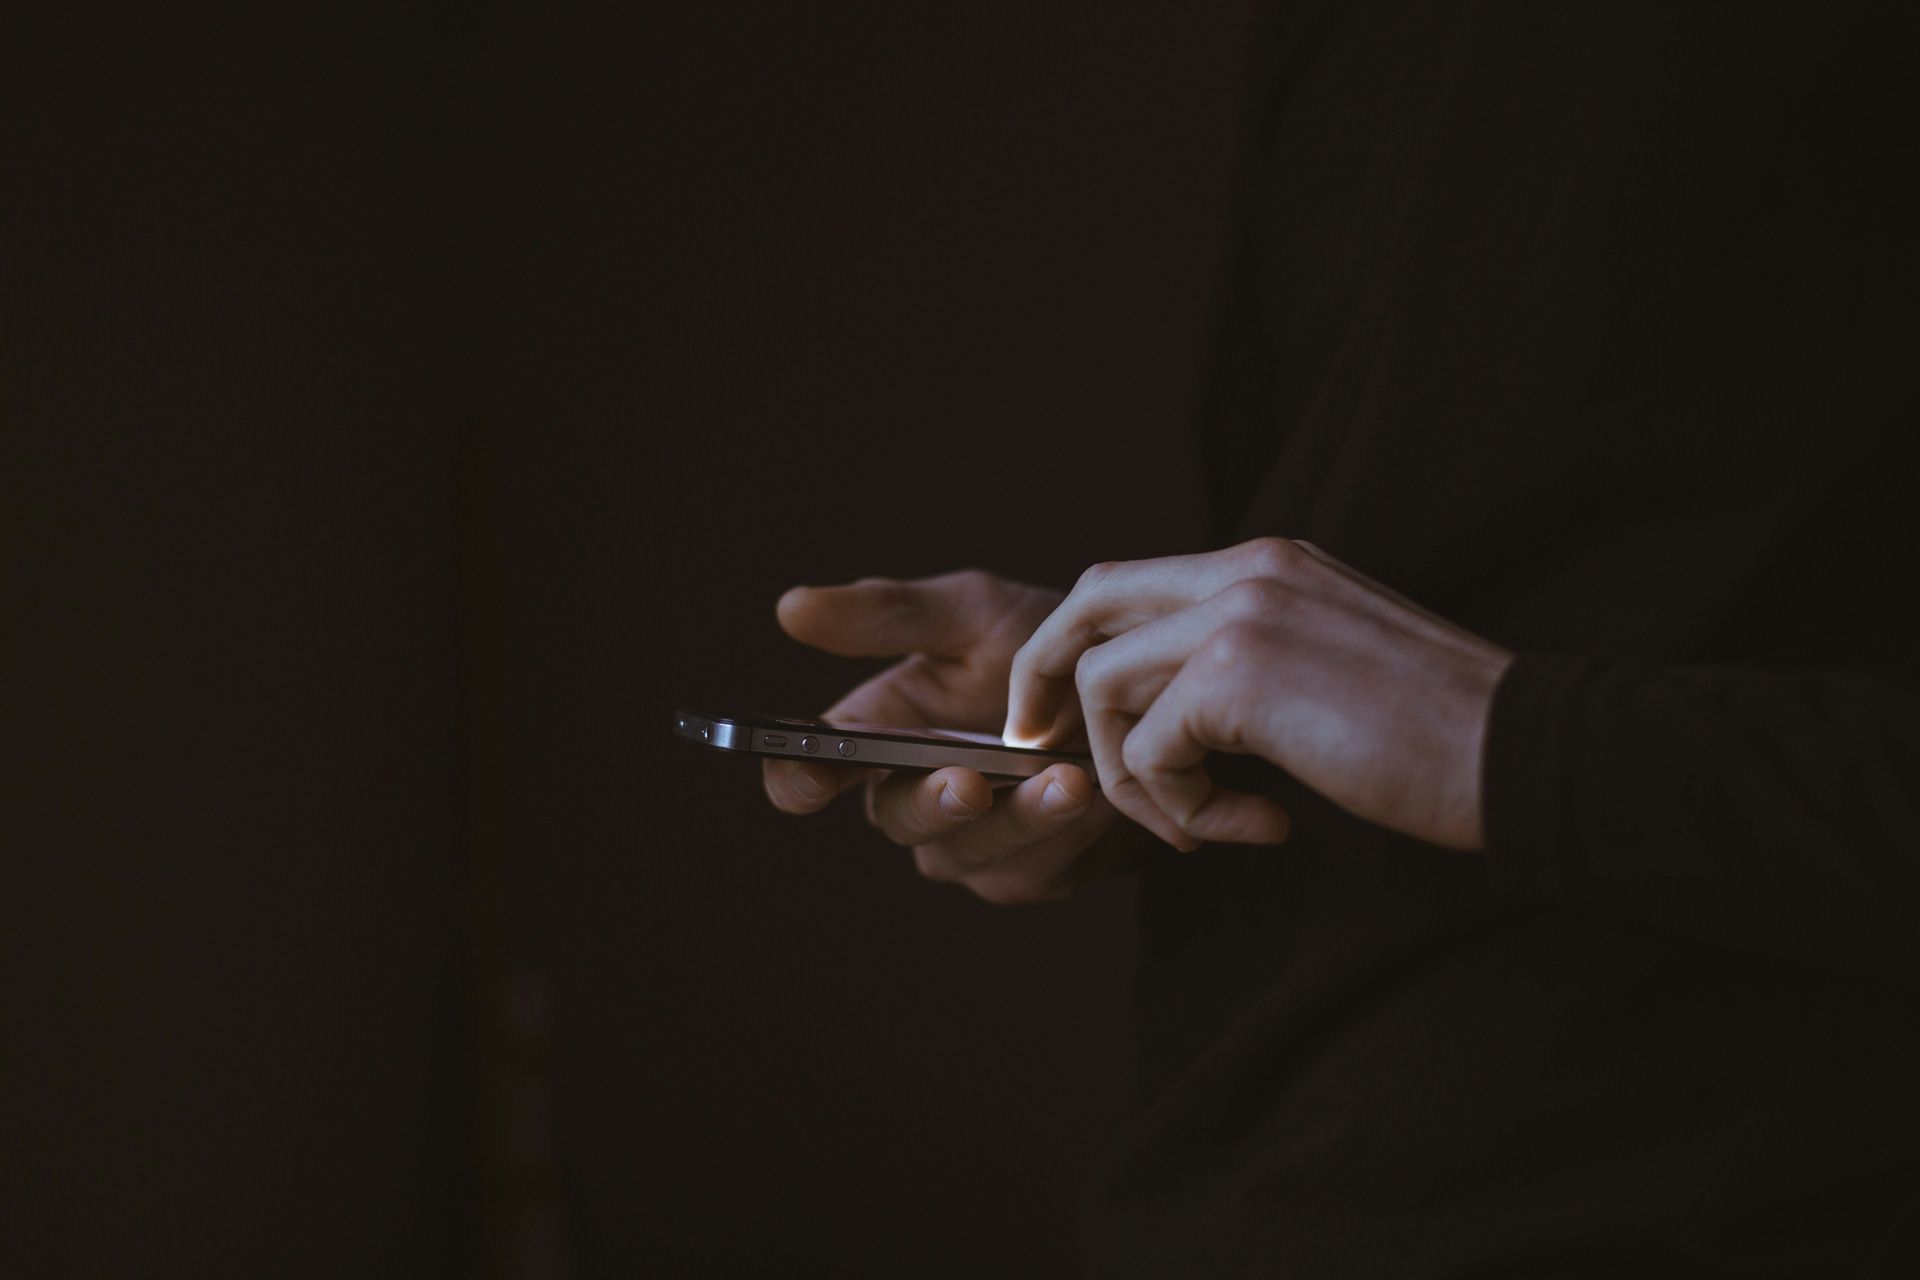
[1004,540,1324,746]
[763,756,875,814]
[817,654,946,728]
[1074,582,1299,849]
[1085,703,1195,851]
[913,764,1101,878]
[777,570,996,660]
[764,649,993,816]
[1121,664,1291,846]
[1003,557,1201,747]
[761,660,929,814]
[1076,580,1290,714]
[863,767,994,847]
[955,795,1128,905]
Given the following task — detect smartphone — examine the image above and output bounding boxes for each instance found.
[673,709,1094,782]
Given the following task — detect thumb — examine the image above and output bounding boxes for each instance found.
[776,571,991,659]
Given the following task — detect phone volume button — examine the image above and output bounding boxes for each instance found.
[800,736,819,754]
[837,739,856,758]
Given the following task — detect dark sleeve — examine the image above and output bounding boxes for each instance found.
[1482,653,1920,982]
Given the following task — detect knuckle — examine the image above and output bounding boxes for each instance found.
[870,781,931,845]
[1004,801,1049,842]
[1240,535,1305,580]
[1007,637,1035,681]
[1105,779,1160,831]
[864,780,900,834]
[895,817,947,851]
[1074,560,1121,595]
[1201,620,1271,672]
[1219,575,1289,617]
[862,575,918,616]
[765,765,814,814]
[1073,644,1110,697]
[950,567,994,596]
[912,845,956,883]
[1119,733,1156,780]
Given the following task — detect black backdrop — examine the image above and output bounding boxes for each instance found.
[5,3,1256,1273]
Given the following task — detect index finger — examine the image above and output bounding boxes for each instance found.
[777,570,997,660]
[1005,543,1304,746]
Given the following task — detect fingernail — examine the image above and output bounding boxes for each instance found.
[1041,780,1084,816]
[793,769,827,802]
[939,783,986,818]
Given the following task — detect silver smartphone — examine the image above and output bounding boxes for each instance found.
[673,709,1094,781]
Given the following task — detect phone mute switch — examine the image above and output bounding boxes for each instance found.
[763,734,788,748]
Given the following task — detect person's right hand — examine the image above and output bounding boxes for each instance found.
[763,570,1138,903]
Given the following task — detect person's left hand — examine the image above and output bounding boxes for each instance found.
[1003,537,1515,853]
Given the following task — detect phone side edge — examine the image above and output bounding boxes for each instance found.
[671,709,756,751]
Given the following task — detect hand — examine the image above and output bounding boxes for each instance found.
[763,570,1142,903]
[1003,538,1515,852]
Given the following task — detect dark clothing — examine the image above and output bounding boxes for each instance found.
[1088,5,1920,1275]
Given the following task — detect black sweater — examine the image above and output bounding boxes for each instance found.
[1086,5,1920,1275]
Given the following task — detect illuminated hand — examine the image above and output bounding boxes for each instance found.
[764,571,1145,903]
[1004,538,1515,852]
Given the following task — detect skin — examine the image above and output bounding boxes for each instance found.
[768,539,1515,904]
[762,570,1149,904]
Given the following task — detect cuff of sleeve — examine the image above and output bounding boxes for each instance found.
[1480,651,1607,905]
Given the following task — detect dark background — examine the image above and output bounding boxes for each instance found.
[4,3,1255,1273]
